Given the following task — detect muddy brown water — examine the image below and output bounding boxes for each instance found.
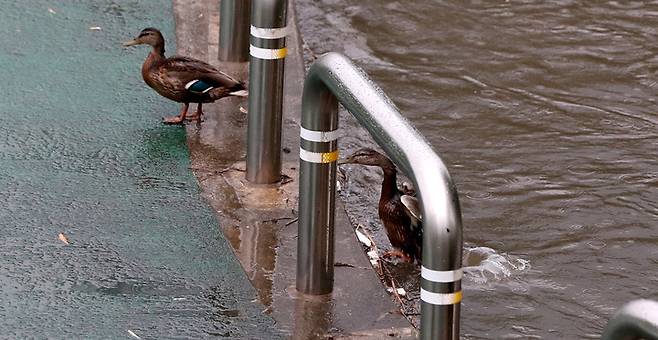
[296,1,658,338]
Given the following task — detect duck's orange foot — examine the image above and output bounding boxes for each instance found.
[185,112,204,123]
[162,115,185,125]
[383,250,412,263]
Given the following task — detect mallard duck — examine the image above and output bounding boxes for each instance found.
[123,28,247,124]
[339,148,422,263]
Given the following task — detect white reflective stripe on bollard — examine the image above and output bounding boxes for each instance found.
[250,45,287,60]
[250,25,289,40]
[300,127,340,143]
[299,148,338,164]
[420,288,462,306]
[421,267,463,283]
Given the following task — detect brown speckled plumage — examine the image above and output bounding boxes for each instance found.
[125,28,246,124]
[142,54,244,103]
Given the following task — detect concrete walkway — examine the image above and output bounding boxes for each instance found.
[174,0,417,338]
[0,1,281,338]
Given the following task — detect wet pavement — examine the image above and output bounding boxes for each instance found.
[172,1,416,338]
[0,0,281,338]
[296,0,658,338]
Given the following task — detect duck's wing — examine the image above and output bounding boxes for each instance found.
[401,195,422,227]
[398,180,416,196]
[161,56,242,92]
[401,194,423,261]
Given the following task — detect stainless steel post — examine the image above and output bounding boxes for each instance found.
[296,52,463,339]
[219,0,251,62]
[602,299,658,340]
[296,75,339,295]
[246,0,288,183]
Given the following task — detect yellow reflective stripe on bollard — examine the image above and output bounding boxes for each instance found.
[321,150,339,163]
[250,45,287,60]
[299,148,339,164]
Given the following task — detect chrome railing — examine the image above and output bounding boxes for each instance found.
[602,299,658,340]
[217,4,658,337]
[295,52,464,340]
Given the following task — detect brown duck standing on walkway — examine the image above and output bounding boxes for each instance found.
[123,28,247,124]
[339,148,422,263]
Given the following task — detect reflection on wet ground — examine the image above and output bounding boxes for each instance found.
[224,221,278,306]
[178,1,420,337]
[297,0,658,338]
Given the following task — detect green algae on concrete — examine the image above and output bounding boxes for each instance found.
[0,0,281,338]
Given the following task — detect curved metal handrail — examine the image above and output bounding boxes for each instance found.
[602,299,658,340]
[296,52,463,340]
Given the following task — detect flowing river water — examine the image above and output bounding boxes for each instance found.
[296,1,658,338]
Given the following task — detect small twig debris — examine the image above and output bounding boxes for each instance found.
[386,287,407,297]
[127,330,141,339]
[334,262,356,268]
[284,218,298,227]
[261,217,294,224]
[58,233,69,245]
[355,229,372,247]
[280,174,293,185]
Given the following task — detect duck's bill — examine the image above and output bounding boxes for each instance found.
[122,39,140,47]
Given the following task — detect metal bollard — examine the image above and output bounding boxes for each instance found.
[602,299,658,340]
[296,90,339,295]
[246,0,288,183]
[219,0,251,62]
[296,53,463,339]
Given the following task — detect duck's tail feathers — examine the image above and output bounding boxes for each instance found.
[229,90,249,97]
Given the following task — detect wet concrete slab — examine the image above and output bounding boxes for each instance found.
[173,0,417,338]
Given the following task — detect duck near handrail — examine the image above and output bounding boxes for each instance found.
[339,148,422,263]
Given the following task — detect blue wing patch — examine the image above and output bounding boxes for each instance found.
[185,80,214,94]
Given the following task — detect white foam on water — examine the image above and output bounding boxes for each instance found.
[463,246,530,285]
